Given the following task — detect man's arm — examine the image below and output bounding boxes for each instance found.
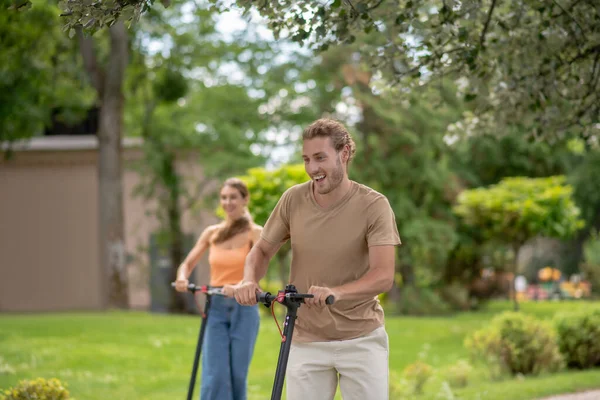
[234,237,285,305]
[243,237,283,282]
[307,245,395,306]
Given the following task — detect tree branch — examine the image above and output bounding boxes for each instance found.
[104,22,128,104]
[344,0,359,19]
[552,0,587,40]
[368,0,384,11]
[479,0,498,49]
[77,28,104,97]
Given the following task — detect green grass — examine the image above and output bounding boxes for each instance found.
[1,300,599,399]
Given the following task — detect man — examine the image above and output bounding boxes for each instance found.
[233,118,401,400]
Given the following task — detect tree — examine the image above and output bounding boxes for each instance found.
[237,0,600,140]
[453,175,584,310]
[1,1,94,152]
[125,2,322,311]
[58,0,600,140]
[73,22,131,309]
[2,1,129,308]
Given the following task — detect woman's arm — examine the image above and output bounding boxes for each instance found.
[174,225,215,292]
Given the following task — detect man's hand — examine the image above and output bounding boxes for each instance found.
[233,280,260,306]
[305,286,336,308]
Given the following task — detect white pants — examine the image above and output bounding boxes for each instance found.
[286,326,389,400]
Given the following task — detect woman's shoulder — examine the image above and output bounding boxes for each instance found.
[199,223,223,239]
[250,223,263,240]
[251,222,263,232]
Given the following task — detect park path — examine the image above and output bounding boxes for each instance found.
[537,389,600,400]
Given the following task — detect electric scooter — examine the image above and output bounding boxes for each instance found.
[171,282,226,400]
[256,284,335,400]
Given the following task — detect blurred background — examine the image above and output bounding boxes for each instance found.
[1,1,599,399]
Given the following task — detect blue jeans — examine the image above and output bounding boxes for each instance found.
[200,296,260,400]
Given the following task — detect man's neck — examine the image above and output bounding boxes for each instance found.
[314,177,352,208]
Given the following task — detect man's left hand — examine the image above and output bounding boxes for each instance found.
[305,286,336,308]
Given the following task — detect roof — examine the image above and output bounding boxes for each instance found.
[1,135,144,152]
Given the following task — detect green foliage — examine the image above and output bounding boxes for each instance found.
[402,360,434,394]
[347,78,464,281]
[0,0,94,147]
[231,0,600,139]
[1,377,70,400]
[60,0,600,138]
[569,150,600,228]
[394,286,451,316]
[454,176,585,246]
[234,164,308,226]
[444,359,473,389]
[581,229,600,293]
[58,0,171,34]
[450,131,581,188]
[465,312,563,376]
[554,308,600,369]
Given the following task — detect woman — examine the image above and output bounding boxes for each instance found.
[175,177,261,400]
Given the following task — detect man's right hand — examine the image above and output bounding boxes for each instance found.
[234,280,260,305]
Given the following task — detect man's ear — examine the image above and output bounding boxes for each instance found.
[343,145,350,163]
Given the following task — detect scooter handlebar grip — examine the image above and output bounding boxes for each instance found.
[325,295,335,305]
[256,292,272,304]
[170,281,197,292]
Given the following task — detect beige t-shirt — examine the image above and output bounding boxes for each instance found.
[261,180,401,342]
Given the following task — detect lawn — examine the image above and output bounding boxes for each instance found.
[1,300,599,400]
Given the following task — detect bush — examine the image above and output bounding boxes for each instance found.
[554,308,600,369]
[581,229,600,294]
[438,282,473,311]
[464,312,563,376]
[403,361,434,394]
[388,370,412,399]
[445,359,473,388]
[1,378,70,400]
[395,286,452,316]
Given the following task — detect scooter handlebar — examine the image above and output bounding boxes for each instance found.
[171,282,225,296]
[256,291,335,305]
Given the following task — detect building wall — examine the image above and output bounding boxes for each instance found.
[0,150,102,312]
[0,139,219,312]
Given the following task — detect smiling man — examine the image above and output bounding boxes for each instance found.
[233,118,401,400]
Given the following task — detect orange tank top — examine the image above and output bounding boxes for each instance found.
[208,230,252,287]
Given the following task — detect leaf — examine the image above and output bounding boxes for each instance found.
[464,93,477,102]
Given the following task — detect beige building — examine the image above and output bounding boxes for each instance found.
[0,136,217,312]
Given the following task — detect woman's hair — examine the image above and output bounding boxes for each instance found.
[211,178,253,245]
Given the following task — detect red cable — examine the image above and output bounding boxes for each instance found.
[271,302,283,338]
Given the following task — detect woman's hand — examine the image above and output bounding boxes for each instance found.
[222,284,236,298]
[174,277,189,293]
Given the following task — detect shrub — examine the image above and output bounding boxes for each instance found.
[403,360,434,394]
[464,312,563,376]
[1,378,70,400]
[445,359,473,388]
[554,308,600,369]
[581,229,600,294]
[388,370,411,399]
[395,286,451,316]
